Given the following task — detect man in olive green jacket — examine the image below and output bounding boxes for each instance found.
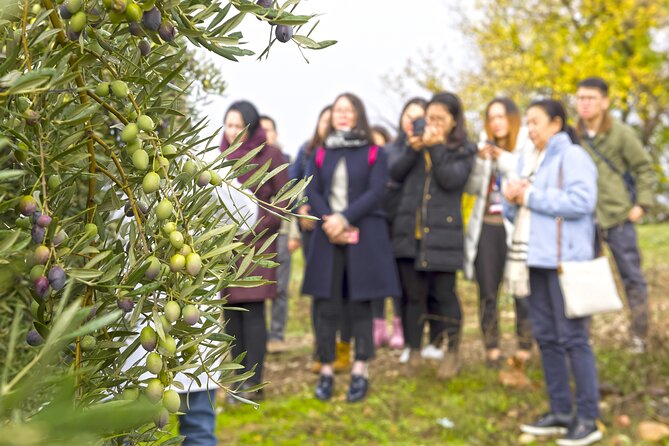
[575,77,657,353]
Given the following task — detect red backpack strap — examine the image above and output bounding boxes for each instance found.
[315,146,326,169]
[368,145,379,167]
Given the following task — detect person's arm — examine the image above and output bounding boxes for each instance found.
[305,154,332,219]
[341,149,389,225]
[389,145,421,183]
[621,126,656,210]
[525,147,598,220]
[464,156,489,196]
[429,144,475,191]
[289,145,307,180]
[254,149,290,235]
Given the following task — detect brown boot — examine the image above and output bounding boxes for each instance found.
[310,361,321,374]
[436,351,461,380]
[333,341,351,373]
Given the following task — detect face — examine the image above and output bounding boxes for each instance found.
[332,97,357,131]
[400,103,425,134]
[575,87,610,121]
[487,102,510,140]
[371,130,387,146]
[260,118,277,145]
[425,103,455,137]
[526,106,563,150]
[224,110,246,143]
[317,110,331,139]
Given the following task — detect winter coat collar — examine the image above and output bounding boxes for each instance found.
[324,129,369,150]
[576,111,613,138]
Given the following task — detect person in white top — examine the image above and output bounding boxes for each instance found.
[464,97,534,368]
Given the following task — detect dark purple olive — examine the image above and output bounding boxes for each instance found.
[158,21,175,42]
[142,7,161,31]
[138,39,151,56]
[48,266,67,291]
[117,297,135,313]
[128,21,143,36]
[36,214,52,228]
[59,4,73,19]
[34,276,50,299]
[66,28,81,41]
[31,225,46,244]
[256,0,271,7]
[275,25,293,43]
[26,329,44,346]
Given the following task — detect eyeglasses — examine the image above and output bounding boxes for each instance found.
[575,95,602,102]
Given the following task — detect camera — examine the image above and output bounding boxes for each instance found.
[412,118,426,136]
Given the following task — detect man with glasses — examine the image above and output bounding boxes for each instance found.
[575,77,657,354]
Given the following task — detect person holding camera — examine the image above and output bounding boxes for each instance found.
[302,92,400,403]
[463,97,534,368]
[390,92,476,379]
[575,77,657,354]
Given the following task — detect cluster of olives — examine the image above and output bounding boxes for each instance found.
[255,0,293,43]
[18,196,69,304]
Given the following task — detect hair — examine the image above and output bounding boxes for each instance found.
[306,105,332,155]
[427,92,469,148]
[371,125,391,146]
[327,92,373,143]
[259,115,277,132]
[225,100,261,138]
[527,99,580,144]
[577,77,609,97]
[397,97,428,139]
[484,97,521,152]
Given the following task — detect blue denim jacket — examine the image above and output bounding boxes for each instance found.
[504,132,598,268]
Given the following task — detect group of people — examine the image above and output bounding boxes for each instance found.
[212,76,656,446]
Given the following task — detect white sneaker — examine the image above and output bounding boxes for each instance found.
[421,344,444,360]
[630,336,646,355]
[399,347,411,364]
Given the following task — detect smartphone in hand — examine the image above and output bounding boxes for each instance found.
[412,118,426,137]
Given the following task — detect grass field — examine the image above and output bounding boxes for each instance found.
[214,224,669,445]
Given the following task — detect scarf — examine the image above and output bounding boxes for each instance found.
[324,129,369,150]
[505,147,546,298]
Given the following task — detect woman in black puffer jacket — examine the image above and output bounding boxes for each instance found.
[391,92,476,380]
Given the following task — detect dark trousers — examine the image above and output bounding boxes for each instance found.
[603,221,649,339]
[371,295,401,319]
[474,223,532,350]
[314,246,374,363]
[528,268,600,419]
[269,234,291,341]
[179,390,217,446]
[398,259,462,352]
[224,301,267,387]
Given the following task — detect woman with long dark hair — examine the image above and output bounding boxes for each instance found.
[220,100,288,400]
[464,97,534,367]
[303,93,400,402]
[504,99,601,445]
[391,92,476,379]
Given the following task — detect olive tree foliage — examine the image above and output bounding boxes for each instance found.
[0,0,332,442]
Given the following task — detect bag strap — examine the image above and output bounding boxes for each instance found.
[557,164,564,274]
[583,137,624,177]
[315,146,326,169]
[368,145,379,166]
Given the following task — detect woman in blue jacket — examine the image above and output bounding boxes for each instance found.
[503,99,602,446]
[302,93,400,403]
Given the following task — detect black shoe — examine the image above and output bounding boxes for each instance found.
[556,418,603,446]
[346,374,369,403]
[315,374,334,401]
[520,412,572,436]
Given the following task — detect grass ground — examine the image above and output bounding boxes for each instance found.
[215,224,669,445]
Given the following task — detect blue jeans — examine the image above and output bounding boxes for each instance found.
[528,268,600,419]
[178,390,217,446]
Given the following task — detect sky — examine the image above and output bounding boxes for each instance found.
[197,0,474,158]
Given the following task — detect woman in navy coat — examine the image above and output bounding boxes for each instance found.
[302,92,400,403]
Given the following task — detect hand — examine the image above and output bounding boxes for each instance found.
[422,125,446,147]
[503,179,528,204]
[298,204,316,231]
[322,214,346,239]
[489,146,504,160]
[288,238,301,252]
[628,205,645,223]
[407,134,424,152]
[477,144,492,160]
[328,231,350,245]
[514,181,529,205]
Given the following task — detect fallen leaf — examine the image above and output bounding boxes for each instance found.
[614,414,631,428]
[518,433,536,444]
[638,421,669,442]
[499,369,532,389]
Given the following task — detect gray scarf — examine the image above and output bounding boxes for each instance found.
[324,129,369,150]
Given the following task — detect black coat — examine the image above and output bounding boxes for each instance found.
[391,142,476,272]
[302,145,401,301]
[382,137,407,224]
